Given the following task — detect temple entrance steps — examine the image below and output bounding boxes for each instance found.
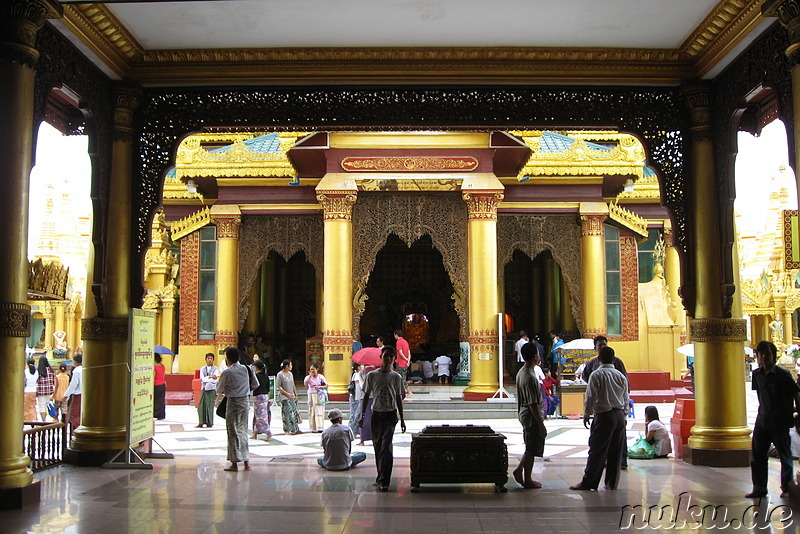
[297,385,519,420]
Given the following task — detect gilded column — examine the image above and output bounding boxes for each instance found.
[765,0,800,207]
[681,82,750,466]
[579,203,609,338]
[244,270,260,335]
[70,82,141,460]
[159,285,177,369]
[0,0,59,501]
[462,189,504,401]
[41,301,54,352]
[317,188,357,401]
[543,257,557,332]
[663,221,684,325]
[211,206,242,352]
[261,260,276,338]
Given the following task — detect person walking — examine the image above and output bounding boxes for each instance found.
[514,330,529,375]
[215,347,259,472]
[318,408,367,471]
[570,346,629,491]
[348,362,364,437]
[53,363,70,421]
[359,345,406,492]
[512,342,547,489]
[393,330,411,383]
[304,363,328,432]
[196,353,219,428]
[36,354,55,422]
[747,340,800,498]
[251,359,272,440]
[23,357,39,422]
[275,359,301,435]
[62,354,83,436]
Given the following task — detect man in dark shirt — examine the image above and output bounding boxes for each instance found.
[747,340,800,498]
[583,336,628,382]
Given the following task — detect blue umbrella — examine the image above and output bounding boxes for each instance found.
[154,345,175,355]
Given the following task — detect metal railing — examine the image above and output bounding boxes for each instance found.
[23,420,67,473]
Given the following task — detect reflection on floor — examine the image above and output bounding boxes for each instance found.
[0,389,794,533]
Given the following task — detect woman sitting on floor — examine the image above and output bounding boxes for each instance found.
[644,405,672,458]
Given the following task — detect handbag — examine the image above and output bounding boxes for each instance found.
[216,396,227,418]
[46,402,57,419]
[347,381,356,395]
[318,388,329,404]
[627,435,655,459]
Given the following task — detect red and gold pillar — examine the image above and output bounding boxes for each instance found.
[579,203,608,338]
[211,206,242,353]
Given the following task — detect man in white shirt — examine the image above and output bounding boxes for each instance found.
[434,354,452,384]
[62,354,83,436]
[514,330,529,375]
[570,346,629,491]
[318,408,366,470]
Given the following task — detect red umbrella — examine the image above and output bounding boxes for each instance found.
[351,347,383,366]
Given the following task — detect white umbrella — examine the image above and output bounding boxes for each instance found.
[557,338,596,351]
[676,344,694,357]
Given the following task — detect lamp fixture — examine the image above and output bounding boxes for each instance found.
[186,179,198,195]
[623,178,635,194]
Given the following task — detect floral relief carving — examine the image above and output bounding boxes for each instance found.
[237,215,324,331]
[497,214,583,333]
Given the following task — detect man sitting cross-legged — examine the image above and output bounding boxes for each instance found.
[318,408,367,471]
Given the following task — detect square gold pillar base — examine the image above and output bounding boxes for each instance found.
[0,480,40,510]
[683,446,750,467]
[64,448,118,467]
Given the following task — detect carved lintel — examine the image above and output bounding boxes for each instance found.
[690,318,747,343]
[680,81,713,143]
[0,302,31,337]
[317,192,357,221]
[0,0,61,68]
[764,0,800,63]
[462,191,503,221]
[112,81,142,143]
[212,215,242,239]
[580,214,606,237]
[81,316,129,341]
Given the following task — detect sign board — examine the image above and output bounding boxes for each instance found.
[784,210,800,269]
[129,309,157,446]
[560,348,596,376]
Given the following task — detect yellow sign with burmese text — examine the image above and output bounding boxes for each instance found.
[129,309,157,446]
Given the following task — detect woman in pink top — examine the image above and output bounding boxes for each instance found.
[153,353,167,420]
[303,364,328,432]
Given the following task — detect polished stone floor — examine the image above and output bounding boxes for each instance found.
[3,388,799,533]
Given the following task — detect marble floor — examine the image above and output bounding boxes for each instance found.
[2,388,798,533]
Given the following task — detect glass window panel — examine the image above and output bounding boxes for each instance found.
[606,272,621,302]
[638,254,655,283]
[605,243,620,271]
[200,241,216,269]
[607,304,621,335]
[199,303,215,333]
[605,225,619,241]
[199,272,216,301]
[200,226,215,241]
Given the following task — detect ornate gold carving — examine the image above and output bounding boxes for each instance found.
[323,332,352,354]
[463,191,503,221]
[608,202,648,238]
[359,179,460,191]
[0,0,61,68]
[511,130,647,181]
[175,132,305,180]
[215,330,238,349]
[171,207,212,241]
[616,172,662,202]
[680,81,713,142]
[212,215,241,240]
[142,292,160,310]
[60,1,768,84]
[341,156,478,172]
[690,318,748,342]
[353,274,370,322]
[28,258,69,300]
[498,214,583,334]
[317,192,357,221]
[0,302,31,337]
[81,316,129,341]
[468,329,499,353]
[352,194,468,334]
[580,215,605,237]
[237,215,324,331]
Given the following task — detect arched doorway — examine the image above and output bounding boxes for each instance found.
[359,234,460,358]
[241,250,316,375]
